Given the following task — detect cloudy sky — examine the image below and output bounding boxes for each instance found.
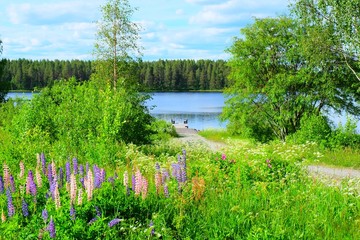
[0,0,289,61]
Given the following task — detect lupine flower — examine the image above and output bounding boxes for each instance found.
[70,204,75,220]
[134,169,142,196]
[26,170,37,196]
[100,168,106,185]
[1,210,6,222]
[58,167,64,188]
[162,169,170,183]
[3,163,10,188]
[51,161,57,181]
[155,172,162,194]
[108,218,123,227]
[171,164,181,182]
[22,199,29,217]
[0,176,4,193]
[149,220,155,236]
[123,171,128,188]
[93,165,100,188]
[77,188,83,205]
[266,159,272,169]
[53,182,61,209]
[79,165,84,176]
[164,183,169,198]
[42,209,48,222]
[79,177,85,188]
[19,161,25,179]
[6,188,15,217]
[9,175,15,192]
[95,206,101,217]
[70,173,77,203]
[85,169,94,201]
[131,174,136,191]
[155,162,160,171]
[47,164,53,185]
[40,153,46,175]
[73,158,78,174]
[87,217,98,225]
[35,168,43,188]
[65,162,71,183]
[141,177,148,199]
[48,217,56,238]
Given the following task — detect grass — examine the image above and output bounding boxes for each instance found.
[198,128,246,143]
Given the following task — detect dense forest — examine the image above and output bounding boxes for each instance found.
[0,59,229,91]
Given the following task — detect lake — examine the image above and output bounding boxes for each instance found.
[5,91,360,132]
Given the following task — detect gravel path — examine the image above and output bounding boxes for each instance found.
[175,126,360,183]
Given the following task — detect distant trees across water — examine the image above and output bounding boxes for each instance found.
[0,59,229,91]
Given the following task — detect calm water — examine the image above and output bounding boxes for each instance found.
[5,91,360,131]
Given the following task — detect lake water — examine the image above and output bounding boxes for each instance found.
[5,91,360,132]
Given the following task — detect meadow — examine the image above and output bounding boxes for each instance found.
[1,138,359,239]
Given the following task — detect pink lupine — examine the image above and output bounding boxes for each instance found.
[3,163,10,188]
[35,167,43,188]
[155,172,162,194]
[141,177,148,199]
[19,161,25,179]
[1,210,5,222]
[134,169,142,196]
[53,181,61,209]
[51,161,57,181]
[85,169,94,201]
[77,188,83,205]
[70,173,77,204]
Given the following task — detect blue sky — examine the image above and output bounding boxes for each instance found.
[0,0,289,61]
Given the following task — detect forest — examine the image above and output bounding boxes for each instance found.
[0,58,229,91]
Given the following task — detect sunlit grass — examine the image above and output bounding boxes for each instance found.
[199,128,247,143]
[314,148,360,169]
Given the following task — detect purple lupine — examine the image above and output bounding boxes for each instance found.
[155,162,160,171]
[149,220,155,236]
[65,162,71,183]
[162,169,170,183]
[22,199,29,217]
[41,153,46,175]
[47,164,53,184]
[79,165,84,176]
[26,170,37,196]
[0,176,4,193]
[80,177,85,188]
[164,183,169,198]
[131,174,136,191]
[73,158,78,175]
[58,167,64,188]
[48,217,56,238]
[9,175,15,192]
[95,206,101,217]
[6,188,15,217]
[87,217,98,225]
[108,218,123,227]
[108,177,114,185]
[100,168,106,185]
[42,209,48,222]
[171,164,181,182]
[70,204,76,220]
[93,165,101,188]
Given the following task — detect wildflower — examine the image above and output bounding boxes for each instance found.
[22,199,29,217]
[141,177,148,199]
[73,157,78,174]
[53,182,61,209]
[155,162,160,171]
[131,174,136,191]
[19,161,25,179]
[47,164,53,185]
[70,173,77,203]
[65,162,71,183]
[162,168,170,183]
[9,175,15,192]
[77,188,83,205]
[70,204,75,220]
[164,183,169,198]
[149,220,155,236]
[47,217,56,238]
[26,170,37,196]
[134,169,142,196]
[79,165,84,176]
[123,171,129,188]
[3,163,10,188]
[40,153,46,175]
[155,172,162,194]
[79,177,85,188]
[108,218,123,227]
[95,206,101,217]
[0,176,4,193]
[1,210,5,222]
[87,217,98,225]
[85,169,94,201]
[58,167,63,188]
[35,167,43,188]
[51,161,57,181]
[42,209,48,222]
[6,188,15,217]
[221,153,226,160]
[93,165,101,188]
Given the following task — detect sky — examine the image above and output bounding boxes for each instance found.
[0,0,290,61]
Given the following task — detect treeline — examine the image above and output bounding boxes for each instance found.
[0,59,229,91]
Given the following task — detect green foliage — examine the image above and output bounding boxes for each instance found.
[0,38,10,103]
[0,78,154,165]
[224,15,360,141]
